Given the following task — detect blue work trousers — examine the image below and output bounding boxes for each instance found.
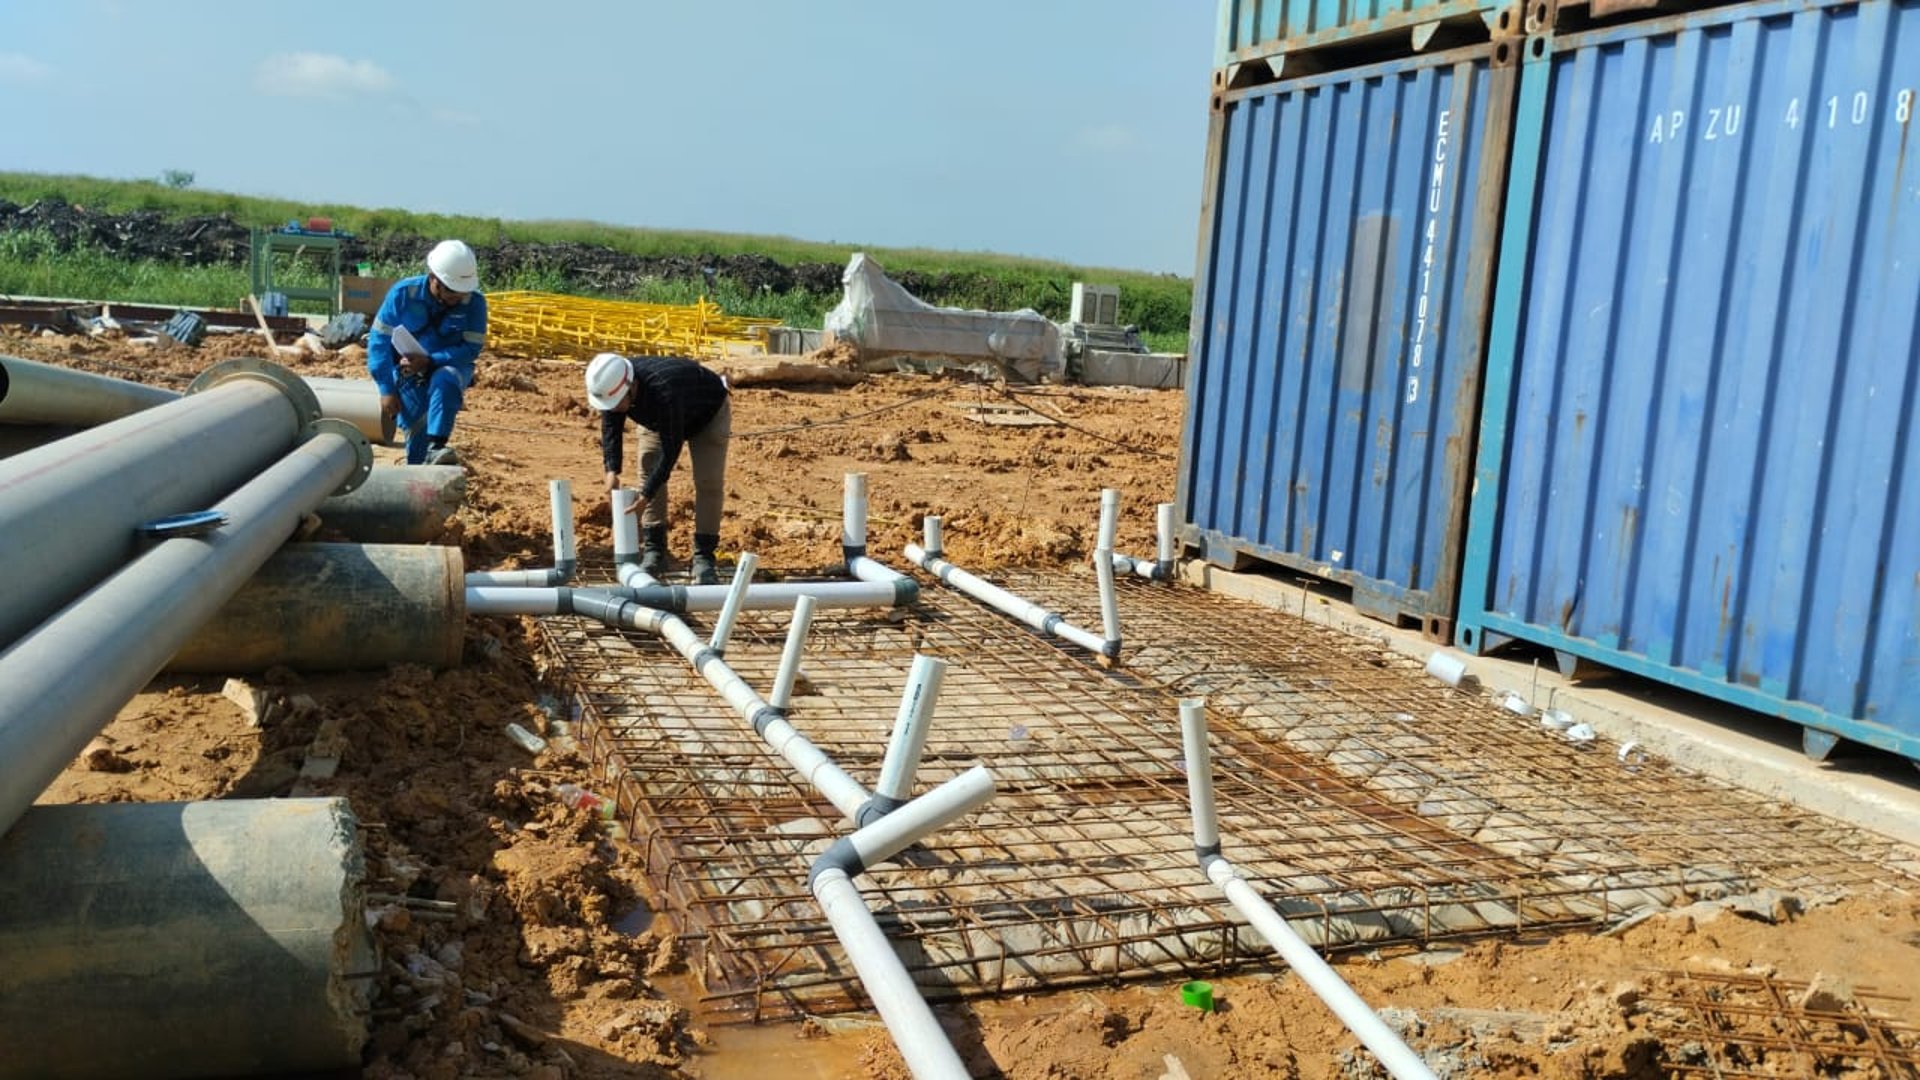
[396,366,468,464]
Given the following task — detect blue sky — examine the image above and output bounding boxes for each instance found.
[0,2,1215,274]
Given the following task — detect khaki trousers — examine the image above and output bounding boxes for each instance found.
[634,398,730,535]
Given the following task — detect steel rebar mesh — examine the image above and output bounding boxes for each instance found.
[534,562,1919,1019]
[1642,970,1920,1076]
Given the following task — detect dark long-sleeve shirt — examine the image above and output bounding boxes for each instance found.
[599,355,729,501]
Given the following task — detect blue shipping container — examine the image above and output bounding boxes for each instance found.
[1179,46,1518,634]
[1458,0,1920,762]
[1217,0,1520,69]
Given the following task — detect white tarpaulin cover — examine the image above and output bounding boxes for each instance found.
[824,254,1063,382]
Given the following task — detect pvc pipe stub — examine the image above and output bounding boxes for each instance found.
[1180,980,1215,1012]
[188,357,323,431]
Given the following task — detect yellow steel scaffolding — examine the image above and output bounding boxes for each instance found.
[486,291,778,361]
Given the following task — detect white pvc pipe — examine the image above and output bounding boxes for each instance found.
[905,542,1109,657]
[709,551,758,654]
[812,874,969,1080]
[845,765,993,868]
[1097,489,1121,551]
[923,515,943,554]
[1178,701,1438,1080]
[649,608,870,820]
[465,581,903,617]
[874,655,947,804]
[465,479,578,586]
[466,586,564,616]
[612,488,639,566]
[807,765,1001,1080]
[843,472,869,552]
[768,595,817,713]
[1094,492,1121,646]
[1156,502,1176,567]
[1179,699,1220,853]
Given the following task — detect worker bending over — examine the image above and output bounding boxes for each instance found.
[586,352,732,585]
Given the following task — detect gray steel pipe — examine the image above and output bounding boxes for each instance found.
[0,799,373,1079]
[0,354,180,426]
[0,359,324,649]
[0,421,370,838]
[168,543,465,673]
[305,376,397,445]
[314,464,466,543]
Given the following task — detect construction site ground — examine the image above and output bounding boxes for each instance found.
[12,324,1920,1080]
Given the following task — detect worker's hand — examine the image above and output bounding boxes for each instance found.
[379,393,400,420]
[603,470,620,494]
[398,355,427,378]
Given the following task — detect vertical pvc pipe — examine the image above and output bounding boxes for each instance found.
[923,515,943,555]
[1156,502,1176,571]
[874,655,947,804]
[612,488,639,568]
[1097,489,1121,552]
[843,472,869,552]
[550,478,575,570]
[1179,698,1220,854]
[1096,491,1122,643]
[709,552,758,654]
[768,594,817,713]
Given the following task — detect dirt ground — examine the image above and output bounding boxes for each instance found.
[11,324,1920,1079]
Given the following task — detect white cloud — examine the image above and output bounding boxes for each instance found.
[1072,124,1140,154]
[0,52,52,83]
[254,52,395,100]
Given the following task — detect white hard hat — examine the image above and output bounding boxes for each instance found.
[426,239,480,293]
[586,352,634,411]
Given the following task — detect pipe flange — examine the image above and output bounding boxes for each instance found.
[305,417,373,495]
[187,358,323,431]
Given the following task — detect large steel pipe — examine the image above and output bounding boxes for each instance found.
[313,465,466,543]
[305,376,397,445]
[0,354,180,426]
[168,543,465,672]
[0,421,370,838]
[0,799,373,1079]
[0,359,323,648]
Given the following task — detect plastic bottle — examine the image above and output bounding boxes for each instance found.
[555,783,616,820]
[504,722,548,755]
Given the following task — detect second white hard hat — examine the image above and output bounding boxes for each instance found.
[586,352,634,411]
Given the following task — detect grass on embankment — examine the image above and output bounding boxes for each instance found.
[0,172,1192,350]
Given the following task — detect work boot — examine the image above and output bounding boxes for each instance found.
[690,532,720,586]
[638,525,670,578]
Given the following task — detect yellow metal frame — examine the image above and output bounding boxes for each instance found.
[487,292,778,361]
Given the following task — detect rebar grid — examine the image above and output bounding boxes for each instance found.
[1642,970,1920,1077]
[533,565,1920,1020]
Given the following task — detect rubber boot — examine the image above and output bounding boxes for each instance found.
[690,532,720,586]
[638,525,669,578]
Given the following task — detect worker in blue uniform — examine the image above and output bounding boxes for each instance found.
[367,240,488,465]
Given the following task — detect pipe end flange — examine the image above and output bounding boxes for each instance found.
[187,357,324,430]
[306,417,374,495]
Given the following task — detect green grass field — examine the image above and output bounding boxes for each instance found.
[0,172,1192,350]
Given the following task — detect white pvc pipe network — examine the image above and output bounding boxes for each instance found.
[907,517,1112,658]
[1177,700,1438,1080]
[708,552,758,654]
[465,479,577,586]
[811,766,995,1080]
[873,655,947,805]
[768,595,817,714]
